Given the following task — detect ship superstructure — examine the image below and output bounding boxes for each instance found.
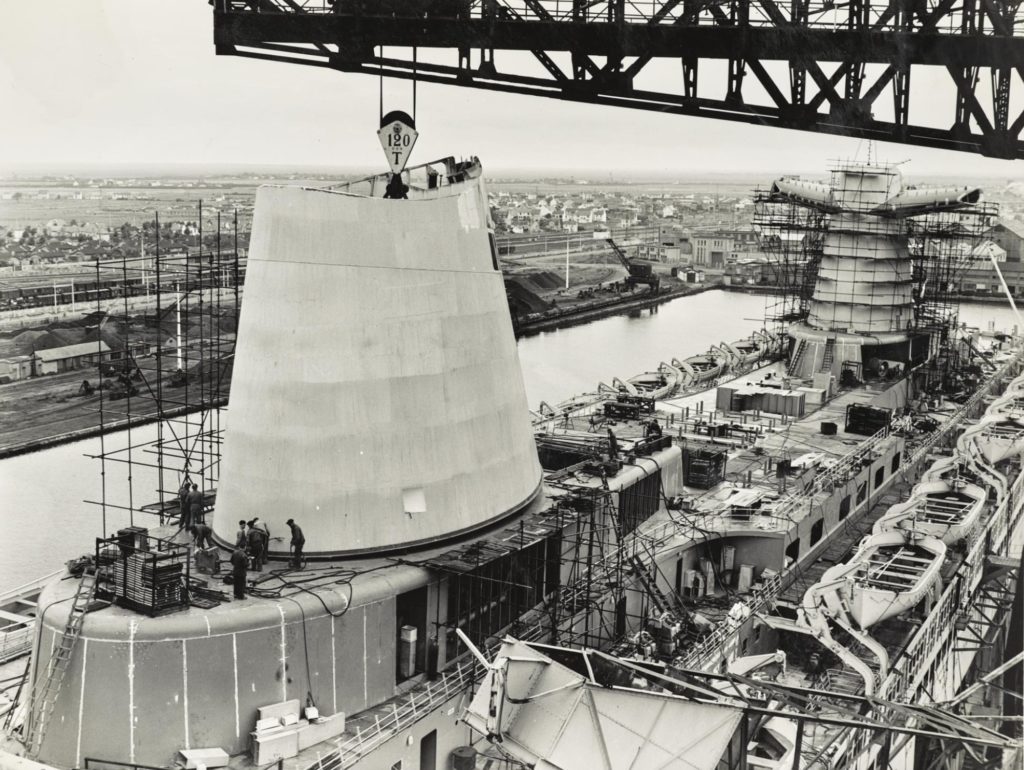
[767,164,984,382]
[1,160,1020,770]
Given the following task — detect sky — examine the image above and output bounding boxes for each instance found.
[1,0,1021,180]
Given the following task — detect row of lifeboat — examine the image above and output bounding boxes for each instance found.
[600,330,784,401]
[535,330,783,422]
[784,366,1024,697]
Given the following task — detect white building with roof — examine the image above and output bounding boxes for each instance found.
[34,341,113,375]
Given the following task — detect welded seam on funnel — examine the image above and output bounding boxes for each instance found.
[75,638,88,768]
[232,633,240,739]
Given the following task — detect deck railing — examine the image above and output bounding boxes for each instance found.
[303,617,552,770]
[303,658,481,770]
[0,569,61,664]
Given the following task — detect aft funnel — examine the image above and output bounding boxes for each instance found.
[214,158,542,556]
[767,163,983,379]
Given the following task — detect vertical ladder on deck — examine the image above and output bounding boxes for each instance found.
[787,340,806,376]
[820,339,835,373]
[23,574,97,756]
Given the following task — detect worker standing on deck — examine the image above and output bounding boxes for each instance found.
[286,519,305,569]
[230,547,248,599]
[187,483,205,526]
[247,518,269,571]
[235,520,248,549]
[177,478,192,529]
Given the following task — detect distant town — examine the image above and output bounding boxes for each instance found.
[3,170,1024,314]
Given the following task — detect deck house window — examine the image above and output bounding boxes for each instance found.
[839,495,851,520]
[810,519,824,545]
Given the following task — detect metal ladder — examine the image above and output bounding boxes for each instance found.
[820,338,835,372]
[787,339,806,375]
[629,541,687,622]
[23,573,97,756]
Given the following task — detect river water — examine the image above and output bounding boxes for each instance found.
[0,291,1018,588]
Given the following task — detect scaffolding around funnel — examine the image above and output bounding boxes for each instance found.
[753,167,998,391]
[83,204,247,536]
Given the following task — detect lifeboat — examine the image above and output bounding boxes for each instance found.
[748,718,799,770]
[626,361,683,400]
[721,332,770,367]
[816,531,946,630]
[960,413,1024,466]
[872,479,987,545]
[989,388,1024,420]
[672,348,729,386]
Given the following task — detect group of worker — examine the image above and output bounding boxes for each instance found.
[235,518,270,571]
[176,479,307,600]
[226,519,304,599]
[176,478,207,529]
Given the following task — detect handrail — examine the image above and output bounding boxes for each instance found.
[0,570,62,608]
[304,616,554,769]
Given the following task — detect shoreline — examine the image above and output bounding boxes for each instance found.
[0,398,227,461]
[0,286,715,458]
[514,283,713,337]
[2,281,1013,458]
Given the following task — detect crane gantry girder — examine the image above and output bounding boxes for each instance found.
[212,0,1024,159]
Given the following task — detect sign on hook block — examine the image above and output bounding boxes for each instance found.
[378,110,418,175]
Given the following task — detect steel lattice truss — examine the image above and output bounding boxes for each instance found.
[213,0,1024,159]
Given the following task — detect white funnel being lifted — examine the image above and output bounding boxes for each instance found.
[214,158,542,556]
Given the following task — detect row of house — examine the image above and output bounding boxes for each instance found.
[489,189,755,235]
[0,225,249,270]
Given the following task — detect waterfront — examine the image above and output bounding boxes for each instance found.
[0,291,1019,588]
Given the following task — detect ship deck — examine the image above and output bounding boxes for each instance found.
[546,361,952,541]
[5,354,1015,769]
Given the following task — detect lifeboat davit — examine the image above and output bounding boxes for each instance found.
[598,377,639,396]
[872,479,987,545]
[919,456,983,486]
[817,531,946,629]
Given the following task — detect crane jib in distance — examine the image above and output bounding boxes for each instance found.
[606,238,661,294]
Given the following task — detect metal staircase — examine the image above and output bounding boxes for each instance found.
[787,339,806,376]
[820,338,835,373]
[629,540,687,622]
[22,574,97,756]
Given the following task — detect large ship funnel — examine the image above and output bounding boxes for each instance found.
[214,159,542,556]
[765,163,986,379]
